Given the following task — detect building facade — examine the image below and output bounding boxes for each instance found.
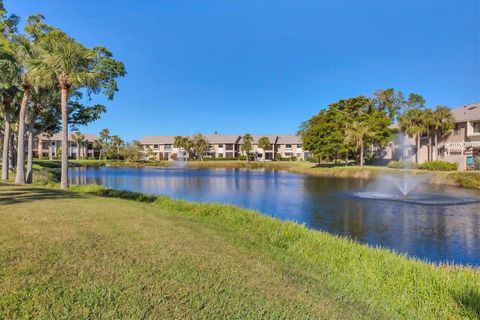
[386,102,480,170]
[140,134,310,161]
[36,133,99,159]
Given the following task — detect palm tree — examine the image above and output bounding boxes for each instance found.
[71,131,85,160]
[241,134,253,162]
[345,121,371,166]
[432,106,454,160]
[13,35,45,183]
[398,108,425,164]
[32,30,125,189]
[421,109,434,161]
[14,16,54,183]
[99,128,110,161]
[110,135,123,159]
[174,135,190,161]
[258,137,271,162]
[191,133,208,161]
[93,139,102,160]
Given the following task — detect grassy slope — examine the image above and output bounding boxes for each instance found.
[1,184,479,319]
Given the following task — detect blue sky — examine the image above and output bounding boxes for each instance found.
[6,0,480,141]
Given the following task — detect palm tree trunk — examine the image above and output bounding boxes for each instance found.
[1,104,11,181]
[76,144,80,160]
[26,126,34,184]
[428,133,433,161]
[415,136,420,164]
[15,88,30,184]
[60,86,69,189]
[434,133,438,161]
[360,145,364,166]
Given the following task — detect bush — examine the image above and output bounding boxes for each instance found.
[387,160,418,169]
[418,161,458,171]
[237,156,247,161]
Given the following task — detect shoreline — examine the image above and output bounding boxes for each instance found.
[31,159,480,190]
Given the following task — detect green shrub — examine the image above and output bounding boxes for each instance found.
[237,156,247,161]
[387,160,418,169]
[418,161,458,171]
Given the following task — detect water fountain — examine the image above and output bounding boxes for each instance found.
[171,148,187,168]
[353,172,480,205]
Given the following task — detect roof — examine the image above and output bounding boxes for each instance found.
[276,134,302,144]
[38,132,98,142]
[202,134,241,144]
[238,135,278,144]
[140,136,176,144]
[450,102,480,123]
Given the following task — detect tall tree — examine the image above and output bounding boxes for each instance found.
[174,135,190,161]
[431,105,454,160]
[14,14,53,183]
[71,131,85,160]
[191,133,208,161]
[345,121,372,166]
[0,3,19,181]
[99,128,110,161]
[258,136,271,162]
[241,134,253,162]
[405,93,426,110]
[398,108,426,164]
[33,29,125,189]
[110,134,123,159]
[373,88,405,121]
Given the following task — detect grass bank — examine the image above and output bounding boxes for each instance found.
[1,183,479,319]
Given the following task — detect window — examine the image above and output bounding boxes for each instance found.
[226,152,234,158]
[226,144,233,150]
[164,144,172,151]
[153,144,159,149]
[297,144,302,148]
[218,153,224,158]
[285,152,292,157]
[286,144,292,149]
[454,124,461,135]
[218,144,224,148]
[473,122,480,133]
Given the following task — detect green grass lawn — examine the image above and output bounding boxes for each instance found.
[1,183,479,319]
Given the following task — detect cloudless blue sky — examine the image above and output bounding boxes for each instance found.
[6,0,480,141]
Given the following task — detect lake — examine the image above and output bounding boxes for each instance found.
[69,166,480,266]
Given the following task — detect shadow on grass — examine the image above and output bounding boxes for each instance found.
[0,185,80,205]
[457,289,480,319]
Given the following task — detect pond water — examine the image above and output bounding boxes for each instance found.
[69,166,480,266]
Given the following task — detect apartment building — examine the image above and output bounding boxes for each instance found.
[139,134,310,161]
[36,133,99,159]
[203,134,241,158]
[386,102,480,170]
[139,136,180,160]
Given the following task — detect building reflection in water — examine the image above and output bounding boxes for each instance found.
[69,167,480,266]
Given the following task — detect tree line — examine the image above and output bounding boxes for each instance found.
[0,2,125,188]
[299,88,455,166]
